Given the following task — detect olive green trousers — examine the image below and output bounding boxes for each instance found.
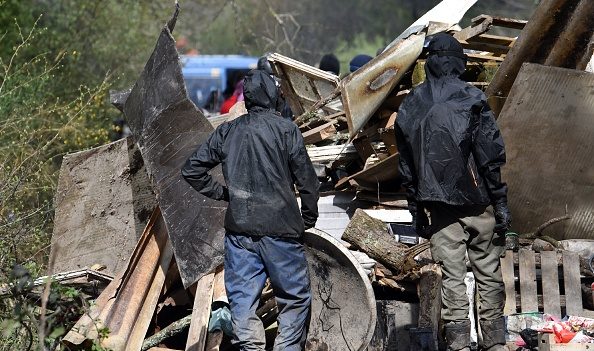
[428,204,505,323]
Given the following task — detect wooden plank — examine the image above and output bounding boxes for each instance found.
[491,16,527,30]
[466,53,505,62]
[205,267,226,351]
[302,120,337,145]
[563,251,583,316]
[127,240,175,351]
[519,250,538,313]
[453,15,493,41]
[460,40,511,55]
[185,272,216,351]
[541,251,561,317]
[500,251,517,315]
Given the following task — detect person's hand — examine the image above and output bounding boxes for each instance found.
[493,201,512,234]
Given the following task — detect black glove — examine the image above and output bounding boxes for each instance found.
[409,200,430,239]
[303,218,316,230]
[493,200,512,234]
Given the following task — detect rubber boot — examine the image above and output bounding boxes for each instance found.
[479,317,507,351]
[445,320,471,351]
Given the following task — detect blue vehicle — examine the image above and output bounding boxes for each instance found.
[181,55,258,114]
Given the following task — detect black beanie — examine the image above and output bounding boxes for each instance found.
[319,54,340,76]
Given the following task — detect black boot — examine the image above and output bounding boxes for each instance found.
[479,317,507,350]
[445,320,471,351]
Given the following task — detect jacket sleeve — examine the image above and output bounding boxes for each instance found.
[288,125,320,227]
[471,101,508,205]
[181,126,229,202]
[395,97,419,214]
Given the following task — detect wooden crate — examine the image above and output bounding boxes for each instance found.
[539,332,593,351]
[500,250,583,317]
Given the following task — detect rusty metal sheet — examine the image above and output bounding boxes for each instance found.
[498,63,594,240]
[304,228,376,351]
[122,21,226,288]
[50,137,157,277]
[268,53,341,116]
[341,34,424,137]
[487,0,594,116]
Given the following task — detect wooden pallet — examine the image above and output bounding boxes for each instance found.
[500,250,583,317]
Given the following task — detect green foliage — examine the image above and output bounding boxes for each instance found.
[0,264,110,350]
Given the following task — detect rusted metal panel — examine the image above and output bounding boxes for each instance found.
[487,0,594,115]
[62,208,172,349]
[304,228,376,351]
[341,34,424,137]
[268,53,341,116]
[122,22,226,288]
[498,63,594,240]
[50,137,157,277]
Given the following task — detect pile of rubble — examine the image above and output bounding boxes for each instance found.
[40,0,594,350]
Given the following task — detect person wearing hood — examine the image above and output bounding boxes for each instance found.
[182,69,319,351]
[395,33,511,351]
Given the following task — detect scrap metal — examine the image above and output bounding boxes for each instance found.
[486,0,594,115]
[121,12,227,288]
[304,228,376,351]
[498,63,594,240]
[341,33,425,137]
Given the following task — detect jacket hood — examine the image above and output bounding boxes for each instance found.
[243,69,279,112]
[425,33,466,80]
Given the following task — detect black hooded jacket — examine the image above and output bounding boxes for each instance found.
[182,70,319,237]
[395,34,508,209]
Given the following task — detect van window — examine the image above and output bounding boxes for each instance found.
[184,77,221,108]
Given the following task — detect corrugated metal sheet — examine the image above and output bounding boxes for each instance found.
[487,0,594,115]
[498,63,594,239]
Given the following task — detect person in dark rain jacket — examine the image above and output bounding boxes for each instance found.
[395,33,511,351]
[182,69,319,351]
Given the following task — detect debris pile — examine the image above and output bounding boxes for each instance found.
[42,0,594,349]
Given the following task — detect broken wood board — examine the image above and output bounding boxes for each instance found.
[335,153,399,190]
[50,137,157,276]
[306,144,359,163]
[122,18,226,288]
[268,52,341,117]
[304,228,376,351]
[497,64,594,240]
[186,272,215,351]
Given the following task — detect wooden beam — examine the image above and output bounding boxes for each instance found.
[500,251,516,315]
[563,251,583,316]
[540,251,561,317]
[205,267,226,351]
[519,250,538,313]
[185,273,216,351]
